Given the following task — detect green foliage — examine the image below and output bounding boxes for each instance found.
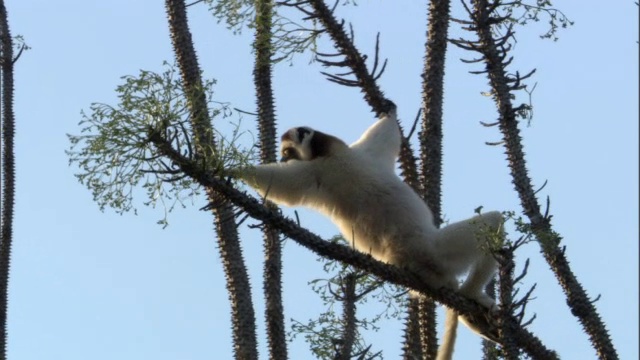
[289,236,405,359]
[66,62,255,226]
[13,34,30,53]
[201,0,326,63]
[203,0,255,34]
[506,210,562,251]
[496,0,574,41]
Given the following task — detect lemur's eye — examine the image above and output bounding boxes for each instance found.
[280,147,296,162]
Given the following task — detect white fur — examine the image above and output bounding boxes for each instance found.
[238,109,502,360]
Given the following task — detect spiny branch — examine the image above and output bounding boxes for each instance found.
[165,1,258,358]
[414,0,453,356]
[495,248,520,359]
[0,2,15,358]
[335,272,357,360]
[147,128,558,360]
[253,0,287,357]
[455,0,619,358]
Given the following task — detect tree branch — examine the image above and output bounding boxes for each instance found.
[165,1,258,358]
[335,272,357,360]
[496,249,519,359]
[462,1,619,358]
[0,2,15,358]
[253,0,288,357]
[147,129,558,360]
[414,0,454,356]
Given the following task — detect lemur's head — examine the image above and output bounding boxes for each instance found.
[279,127,347,162]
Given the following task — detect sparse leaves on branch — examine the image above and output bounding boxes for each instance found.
[289,237,404,360]
[497,0,574,41]
[66,62,255,225]
[200,0,327,63]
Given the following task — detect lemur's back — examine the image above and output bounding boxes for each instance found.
[310,150,438,263]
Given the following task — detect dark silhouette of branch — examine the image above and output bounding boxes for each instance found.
[414,0,454,357]
[482,279,499,359]
[495,249,519,359]
[253,0,288,358]
[419,0,450,226]
[164,1,258,359]
[401,298,423,360]
[453,1,619,359]
[335,273,357,360]
[147,129,558,360]
[417,297,437,359]
[0,2,14,358]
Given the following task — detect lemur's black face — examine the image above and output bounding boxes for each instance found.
[280,127,313,162]
[279,126,337,162]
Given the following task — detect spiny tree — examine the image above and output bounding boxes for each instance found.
[0,2,27,358]
[65,0,618,359]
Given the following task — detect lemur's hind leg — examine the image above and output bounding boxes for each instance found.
[458,254,497,309]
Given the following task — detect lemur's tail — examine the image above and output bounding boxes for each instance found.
[436,307,458,360]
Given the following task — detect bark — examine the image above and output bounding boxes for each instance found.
[464,1,619,358]
[165,1,258,358]
[402,298,423,360]
[0,2,14,358]
[496,250,518,360]
[481,280,499,359]
[418,297,438,360]
[336,273,357,360]
[253,0,287,358]
[414,0,453,357]
[148,129,559,360]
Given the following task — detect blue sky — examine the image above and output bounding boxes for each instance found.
[7,1,639,359]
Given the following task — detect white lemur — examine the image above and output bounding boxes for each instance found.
[234,105,502,360]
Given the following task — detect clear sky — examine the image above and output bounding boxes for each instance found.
[7,1,639,359]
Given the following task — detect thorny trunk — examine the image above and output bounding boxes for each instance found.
[253,0,287,358]
[467,0,618,358]
[0,2,14,358]
[482,280,499,359]
[495,251,518,360]
[414,0,453,358]
[148,129,559,360]
[418,297,438,360]
[165,1,258,359]
[336,273,358,360]
[402,298,423,360]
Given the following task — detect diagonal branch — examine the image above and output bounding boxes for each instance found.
[165,1,258,359]
[147,129,559,360]
[461,1,619,358]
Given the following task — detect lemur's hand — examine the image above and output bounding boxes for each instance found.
[380,99,397,116]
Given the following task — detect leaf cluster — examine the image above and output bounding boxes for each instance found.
[289,236,406,359]
[66,62,255,226]
[203,0,371,63]
[495,0,574,41]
